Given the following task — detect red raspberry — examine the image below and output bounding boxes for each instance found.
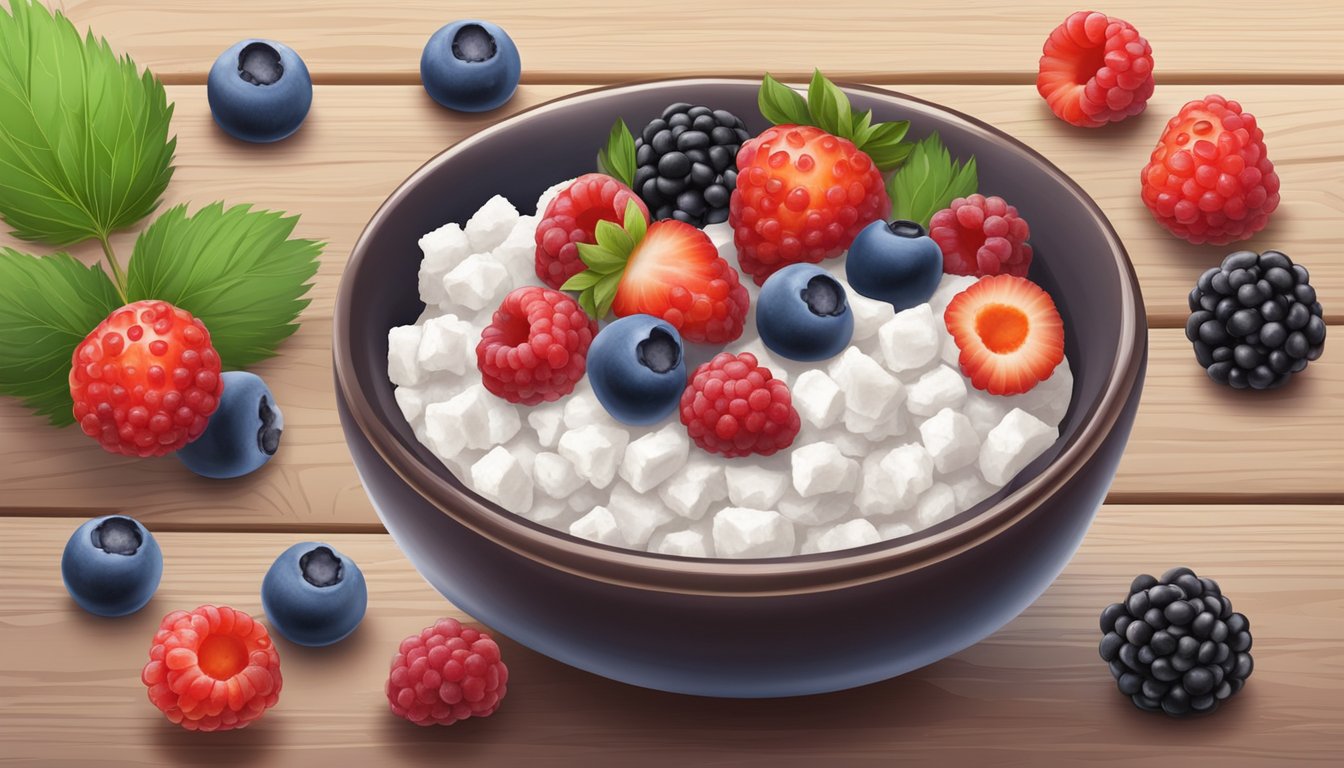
[477,286,597,405]
[386,618,508,726]
[1140,95,1280,245]
[70,300,224,457]
[141,605,282,732]
[1036,10,1154,128]
[730,125,889,285]
[679,352,800,458]
[534,173,649,289]
[929,194,1033,277]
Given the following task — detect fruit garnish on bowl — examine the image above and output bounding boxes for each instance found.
[535,173,649,289]
[561,200,750,344]
[944,275,1064,396]
[586,314,688,426]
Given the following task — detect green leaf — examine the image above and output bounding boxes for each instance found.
[593,218,634,258]
[0,249,121,425]
[807,69,852,137]
[560,270,604,292]
[575,241,628,274]
[622,199,647,243]
[887,132,979,227]
[0,0,176,247]
[596,118,637,188]
[757,73,811,126]
[125,203,322,369]
[592,272,622,318]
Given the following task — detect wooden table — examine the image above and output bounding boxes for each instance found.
[2,2,1340,764]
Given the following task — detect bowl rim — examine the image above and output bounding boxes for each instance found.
[334,77,1146,598]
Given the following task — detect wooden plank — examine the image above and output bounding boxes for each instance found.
[0,84,1338,529]
[57,0,1344,84]
[0,326,1337,529]
[1,509,1340,766]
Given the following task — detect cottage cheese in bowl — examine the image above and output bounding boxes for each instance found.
[388,184,1072,559]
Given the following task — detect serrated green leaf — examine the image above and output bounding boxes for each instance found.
[0,249,121,425]
[622,199,647,243]
[596,118,637,188]
[0,0,176,247]
[807,69,852,137]
[125,203,321,368]
[560,270,604,292]
[592,272,622,318]
[887,132,979,227]
[757,73,811,126]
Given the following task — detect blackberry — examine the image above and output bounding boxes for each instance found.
[1099,567,1253,717]
[1186,250,1325,389]
[632,103,750,226]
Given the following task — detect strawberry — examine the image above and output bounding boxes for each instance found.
[943,275,1065,396]
[561,200,749,344]
[729,124,889,285]
[534,174,649,289]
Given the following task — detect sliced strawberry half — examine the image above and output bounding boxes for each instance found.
[561,200,749,344]
[943,275,1064,396]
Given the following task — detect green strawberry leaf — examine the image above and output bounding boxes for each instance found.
[126,203,322,369]
[887,131,978,227]
[560,270,604,292]
[0,0,176,248]
[756,70,913,172]
[0,249,122,426]
[623,197,648,242]
[596,118,637,188]
[593,218,635,258]
[757,73,812,126]
[592,272,622,318]
[560,200,647,320]
[575,241,628,274]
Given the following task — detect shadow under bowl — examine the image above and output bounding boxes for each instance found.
[334,79,1147,698]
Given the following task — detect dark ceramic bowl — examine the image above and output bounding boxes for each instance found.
[334,79,1147,697]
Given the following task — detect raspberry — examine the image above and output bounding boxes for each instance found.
[70,300,224,457]
[534,173,649,289]
[1036,10,1155,128]
[141,605,282,732]
[730,124,889,285]
[386,618,508,726]
[679,352,800,458]
[476,287,597,405]
[1140,95,1280,245]
[929,194,1033,277]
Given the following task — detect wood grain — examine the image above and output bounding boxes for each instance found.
[1,510,1340,766]
[55,1,1344,84]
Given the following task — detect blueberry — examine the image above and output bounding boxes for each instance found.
[756,264,854,362]
[61,515,162,617]
[420,20,521,112]
[177,371,283,479]
[845,219,944,312]
[207,39,312,143]
[261,542,367,646]
[586,315,687,425]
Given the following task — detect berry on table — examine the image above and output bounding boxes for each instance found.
[207,39,313,143]
[534,173,649,289]
[586,314,688,426]
[1186,250,1325,389]
[142,605,283,731]
[477,286,598,405]
[562,200,750,345]
[632,103,751,226]
[70,300,224,458]
[420,20,521,113]
[387,618,508,726]
[61,515,162,617]
[929,194,1033,278]
[1140,95,1280,245]
[845,219,944,312]
[1099,567,1252,717]
[261,542,368,647]
[176,371,283,479]
[679,352,800,458]
[944,274,1065,396]
[756,264,854,362]
[730,124,890,285]
[1036,10,1154,128]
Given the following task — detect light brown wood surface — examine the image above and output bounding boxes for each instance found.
[56,1,1344,83]
[3,5,1341,764]
[2,511,1340,766]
